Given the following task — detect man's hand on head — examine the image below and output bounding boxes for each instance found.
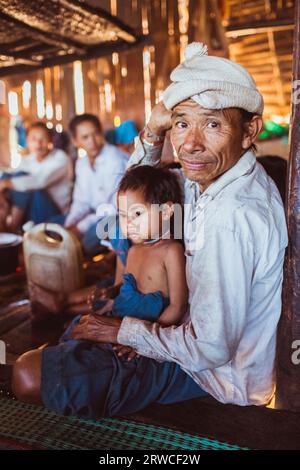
[71,314,122,344]
[147,101,172,137]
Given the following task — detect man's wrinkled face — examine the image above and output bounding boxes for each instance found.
[170,99,247,191]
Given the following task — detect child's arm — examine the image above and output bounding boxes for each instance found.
[158,242,188,327]
[114,255,125,285]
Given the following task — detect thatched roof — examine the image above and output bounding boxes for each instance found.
[0,0,145,77]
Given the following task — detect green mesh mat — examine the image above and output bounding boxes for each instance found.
[0,396,248,450]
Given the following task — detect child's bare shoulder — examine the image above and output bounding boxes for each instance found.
[160,239,185,258]
[127,244,141,259]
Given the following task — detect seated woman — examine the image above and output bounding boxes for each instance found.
[0,122,72,232]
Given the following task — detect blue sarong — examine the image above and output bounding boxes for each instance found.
[1,171,61,223]
[112,273,169,321]
[41,336,208,419]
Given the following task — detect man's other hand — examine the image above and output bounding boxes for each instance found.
[71,314,122,344]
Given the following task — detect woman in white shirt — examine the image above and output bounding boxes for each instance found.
[0,122,72,232]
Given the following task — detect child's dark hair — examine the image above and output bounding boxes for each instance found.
[118,165,183,206]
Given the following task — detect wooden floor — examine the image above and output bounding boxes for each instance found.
[1,255,300,450]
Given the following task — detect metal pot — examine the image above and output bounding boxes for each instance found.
[0,233,23,276]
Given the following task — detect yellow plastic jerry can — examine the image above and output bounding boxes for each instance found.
[23,223,85,315]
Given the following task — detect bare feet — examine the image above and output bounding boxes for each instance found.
[12,349,43,404]
[7,206,25,233]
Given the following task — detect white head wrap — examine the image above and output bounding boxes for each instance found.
[163,42,264,114]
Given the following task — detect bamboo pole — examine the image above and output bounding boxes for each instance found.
[276,0,300,411]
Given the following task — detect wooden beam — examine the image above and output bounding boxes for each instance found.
[60,0,138,43]
[0,35,151,78]
[0,10,86,54]
[276,0,300,411]
[0,54,41,66]
[0,49,42,65]
[226,18,294,37]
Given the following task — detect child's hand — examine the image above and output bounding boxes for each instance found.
[93,299,114,316]
[113,344,140,361]
[87,285,120,311]
[87,286,107,311]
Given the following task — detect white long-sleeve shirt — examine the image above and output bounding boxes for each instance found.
[65,144,127,234]
[118,137,288,406]
[11,148,72,214]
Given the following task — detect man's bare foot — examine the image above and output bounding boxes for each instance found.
[7,206,25,233]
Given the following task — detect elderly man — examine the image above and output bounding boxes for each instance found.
[0,43,288,417]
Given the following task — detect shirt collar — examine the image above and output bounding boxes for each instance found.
[88,144,109,170]
[95,143,109,160]
[187,149,256,200]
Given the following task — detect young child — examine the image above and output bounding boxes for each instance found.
[92,165,188,328]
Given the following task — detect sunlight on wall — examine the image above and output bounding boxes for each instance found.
[46,100,54,120]
[22,81,31,109]
[104,80,113,113]
[178,0,189,62]
[110,0,117,16]
[112,52,119,66]
[36,80,45,119]
[9,117,21,169]
[73,61,85,114]
[55,103,62,121]
[0,80,5,105]
[143,46,152,123]
[142,3,149,34]
[8,91,19,116]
